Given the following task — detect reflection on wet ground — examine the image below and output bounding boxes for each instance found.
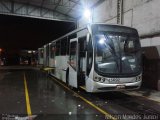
[0,68,160,120]
[0,70,26,114]
[25,70,105,120]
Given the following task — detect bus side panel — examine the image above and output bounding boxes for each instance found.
[54,56,61,79]
[86,64,94,92]
[60,56,69,83]
[39,58,43,65]
[49,58,55,67]
[54,55,68,82]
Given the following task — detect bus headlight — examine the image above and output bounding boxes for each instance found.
[101,78,105,83]
[94,77,99,82]
[135,76,142,82]
[94,76,105,83]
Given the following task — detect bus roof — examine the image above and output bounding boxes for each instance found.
[41,23,137,47]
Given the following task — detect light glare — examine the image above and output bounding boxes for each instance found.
[99,38,105,44]
[28,51,32,53]
[84,9,91,19]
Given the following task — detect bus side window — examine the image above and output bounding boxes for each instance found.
[87,36,93,76]
[46,45,49,57]
[50,43,56,58]
[70,41,77,70]
[78,36,87,72]
[68,34,77,55]
[61,37,67,55]
[40,49,43,58]
[56,41,60,56]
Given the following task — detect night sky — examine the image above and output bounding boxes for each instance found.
[0,14,76,50]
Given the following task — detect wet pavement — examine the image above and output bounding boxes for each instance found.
[0,70,26,114]
[0,66,160,120]
[0,68,105,120]
[25,70,105,120]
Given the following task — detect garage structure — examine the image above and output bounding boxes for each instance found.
[1,0,160,42]
[0,0,160,120]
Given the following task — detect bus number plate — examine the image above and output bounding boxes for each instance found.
[107,78,120,84]
[117,85,125,89]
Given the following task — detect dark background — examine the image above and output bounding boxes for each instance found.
[0,14,76,65]
[0,14,76,50]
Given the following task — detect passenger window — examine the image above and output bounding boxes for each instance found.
[68,34,77,54]
[79,36,87,57]
[78,36,87,73]
[128,41,134,48]
[46,45,49,57]
[87,36,93,76]
[70,41,77,70]
[50,43,56,58]
[56,41,60,56]
[61,38,67,55]
[40,49,43,58]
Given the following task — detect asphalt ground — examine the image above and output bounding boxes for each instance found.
[0,67,159,120]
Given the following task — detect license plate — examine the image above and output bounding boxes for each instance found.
[107,78,120,84]
[117,85,125,89]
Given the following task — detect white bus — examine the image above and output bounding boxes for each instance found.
[40,23,142,92]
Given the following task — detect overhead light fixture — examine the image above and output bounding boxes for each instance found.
[84,9,91,18]
[84,8,92,23]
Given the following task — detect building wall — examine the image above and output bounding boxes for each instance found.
[78,0,160,47]
[77,0,160,90]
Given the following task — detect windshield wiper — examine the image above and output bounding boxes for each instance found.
[103,34,120,72]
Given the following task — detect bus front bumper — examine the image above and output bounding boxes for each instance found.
[86,78,142,92]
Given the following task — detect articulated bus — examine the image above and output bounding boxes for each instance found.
[39,23,142,92]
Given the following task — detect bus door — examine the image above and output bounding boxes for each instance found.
[44,45,49,66]
[78,36,87,87]
[43,45,46,66]
[46,44,49,66]
[68,38,78,88]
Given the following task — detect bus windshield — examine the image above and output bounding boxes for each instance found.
[93,26,142,76]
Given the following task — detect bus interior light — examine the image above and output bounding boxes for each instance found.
[99,38,105,44]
